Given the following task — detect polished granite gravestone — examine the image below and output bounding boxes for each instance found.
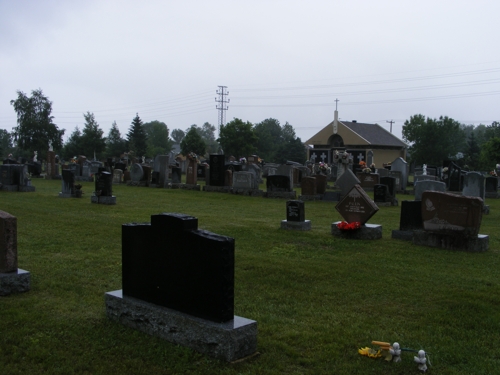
[357,173,379,190]
[281,200,311,230]
[59,169,75,197]
[332,185,382,239]
[414,180,446,201]
[414,191,488,251]
[391,200,424,241]
[105,213,257,361]
[299,176,321,201]
[485,176,499,198]
[266,175,296,199]
[335,168,360,197]
[231,171,263,196]
[0,211,30,296]
[0,164,35,192]
[209,154,225,186]
[91,171,116,205]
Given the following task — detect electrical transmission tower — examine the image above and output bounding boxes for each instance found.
[215,86,229,136]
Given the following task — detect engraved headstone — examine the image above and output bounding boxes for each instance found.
[390,157,408,189]
[301,176,317,196]
[314,174,327,194]
[335,168,360,196]
[130,163,144,182]
[286,200,305,222]
[414,180,446,201]
[335,185,379,224]
[462,171,485,200]
[209,154,225,186]
[357,173,379,189]
[0,211,17,273]
[232,171,254,189]
[267,175,292,192]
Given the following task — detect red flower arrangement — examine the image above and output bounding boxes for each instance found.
[337,221,362,231]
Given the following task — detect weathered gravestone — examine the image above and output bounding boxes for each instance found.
[379,176,396,201]
[157,155,170,188]
[281,200,311,230]
[414,180,446,201]
[0,164,34,192]
[231,171,262,196]
[414,175,437,184]
[462,171,485,200]
[171,167,182,184]
[373,184,392,204]
[266,175,296,199]
[0,211,30,295]
[413,191,488,251]
[388,170,402,192]
[332,184,381,239]
[357,173,379,189]
[300,176,318,198]
[314,174,327,194]
[185,158,198,186]
[112,169,123,184]
[376,168,389,178]
[105,213,257,361]
[130,163,144,183]
[92,171,116,205]
[447,162,462,191]
[390,157,408,190]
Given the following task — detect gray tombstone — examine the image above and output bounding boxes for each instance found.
[389,170,402,191]
[376,168,389,178]
[414,175,437,184]
[241,163,262,184]
[462,171,485,200]
[112,169,123,184]
[390,157,408,190]
[158,155,170,188]
[90,161,103,175]
[232,171,255,189]
[335,168,360,196]
[414,180,446,201]
[276,164,293,185]
[130,163,144,182]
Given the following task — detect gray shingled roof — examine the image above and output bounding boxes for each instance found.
[342,121,407,147]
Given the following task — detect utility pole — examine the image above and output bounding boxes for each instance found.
[386,120,394,133]
[215,86,229,137]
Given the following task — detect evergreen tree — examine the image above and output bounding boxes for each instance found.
[127,113,148,157]
[464,132,481,170]
[80,112,106,159]
[0,129,13,159]
[143,120,171,156]
[62,127,83,160]
[106,121,127,158]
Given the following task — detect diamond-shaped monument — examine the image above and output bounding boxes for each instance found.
[332,185,382,239]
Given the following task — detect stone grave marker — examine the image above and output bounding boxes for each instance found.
[301,176,317,196]
[112,169,123,184]
[105,213,257,361]
[390,157,408,190]
[224,170,232,187]
[414,180,446,201]
[380,176,396,199]
[314,174,327,194]
[462,171,485,200]
[92,171,116,204]
[59,169,75,197]
[357,173,379,189]
[388,170,402,191]
[171,167,182,183]
[376,168,389,178]
[130,163,144,182]
[485,176,498,198]
[332,185,381,239]
[335,168,360,197]
[391,200,424,241]
[267,175,292,192]
[0,211,30,295]
[281,200,311,230]
[209,154,225,186]
[232,171,255,190]
[374,184,391,203]
[414,191,488,251]
[447,162,462,191]
[185,158,198,185]
[158,155,170,188]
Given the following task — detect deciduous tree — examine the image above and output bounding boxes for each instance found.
[180,127,206,156]
[10,89,64,155]
[143,120,171,156]
[217,118,257,159]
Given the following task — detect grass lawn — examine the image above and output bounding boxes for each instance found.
[1,178,499,374]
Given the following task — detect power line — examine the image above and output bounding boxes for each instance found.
[215,86,229,136]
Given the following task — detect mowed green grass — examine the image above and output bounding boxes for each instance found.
[1,179,500,374]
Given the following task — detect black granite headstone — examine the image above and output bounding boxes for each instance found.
[197,165,206,178]
[485,176,498,192]
[114,162,127,172]
[447,162,462,191]
[122,213,235,323]
[151,171,160,185]
[267,175,291,192]
[62,169,75,194]
[379,176,396,198]
[399,200,423,230]
[209,155,225,186]
[286,200,305,222]
[95,171,113,196]
[373,184,389,203]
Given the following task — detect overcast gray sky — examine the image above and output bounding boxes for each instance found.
[1,0,499,145]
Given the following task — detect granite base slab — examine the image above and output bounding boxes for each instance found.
[203,185,231,193]
[168,183,201,191]
[19,186,36,192]
[331,222,382,240]
[231,188,264,197]
[105,290,257,362]
[265,191,297,199]
[0,269,30,296]
[1,185,20,192]
[391,230,414,241]
[298,194,321,201]
[58,192,74,198]
[485,192,499,199]
[412,230,489,252]
[280,220,311,231]
[91,195,117,205]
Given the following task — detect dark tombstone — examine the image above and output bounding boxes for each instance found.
[486,176,498,192]
[447,162,462,191]
[314,174,327,194]
[373,184,390,203]
[151,171,160,185]
[122,213,235,323]
[115,162,127,172]
[61,169,75,196]
[266,175,292,192]
[414,180,446,201]
[399,200,423,231]
[335,185,379,225]
[0,165,19,185]
[197,164,206,178]
[3,158,17,165]
[28,162,42,177]
[210,155,225,186]
[421,191,483,237]
[68,163,81,178]
[357,173,379,189]
[171,167,182,183]
[380,176,396,199]
[95,171,113,196]
[301,176,317,196]
[142,165,152,186]
[286,200,305,222]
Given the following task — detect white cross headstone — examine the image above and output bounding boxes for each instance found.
[357,154,364,163]
[310,154,317,163]
[320,152,327,162]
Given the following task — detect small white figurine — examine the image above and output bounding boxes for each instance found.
[49,141,53,151]
[423,164,427,175]
[33,151,38,162]
[142,156,145,164]
[390,342,401,362]
[414,350,427,372]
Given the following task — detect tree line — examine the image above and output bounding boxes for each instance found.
[3,89,307,164]
[403,114,500,171]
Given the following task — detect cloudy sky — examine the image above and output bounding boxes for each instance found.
[1,0,499,145]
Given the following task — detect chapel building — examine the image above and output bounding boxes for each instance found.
[305,109,407,167]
